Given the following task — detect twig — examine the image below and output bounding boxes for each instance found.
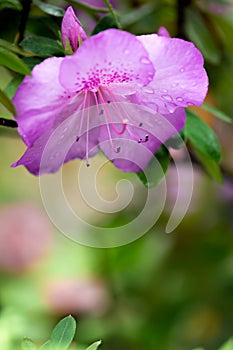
[0,118,18,128]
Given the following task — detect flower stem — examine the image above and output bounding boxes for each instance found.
[177,0,191,38]
[102,0,121,29]
[16,0,32,44]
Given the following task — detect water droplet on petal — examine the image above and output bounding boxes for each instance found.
[166,104,176,113]
[124,49,130,55]
[176,97,183,102]
[172,82,179,87]
[162,95,173,101]
[162,89,168,93]
[140,56,151,65]
[144,87,154,94]
[180,67,185,73]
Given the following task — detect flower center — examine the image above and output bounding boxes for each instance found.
[75,87,149,167]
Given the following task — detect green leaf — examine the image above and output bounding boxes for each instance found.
[165,130,186,149]
[0,48,31,75]
[92,14,119,35]
[49,315,76,350]
[22,57,43,70]
[86,340,102,350]
[20,36,64,58]
[194,148,223,183]
[33,0,65,17]
[185,8,221,64]
[209,14,233,56]
[201,103,232,123]
[137,145,170,188]
[185,110,221,163]
[0,39,33,57]
[4,75,23,99]
[0,0,22,11]
[120,3,158,28]
[21,338,37,350]
[39,340,50,350]
[0,88,16,115]
[218,337,233,350]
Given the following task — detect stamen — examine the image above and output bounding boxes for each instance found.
[99,89,127,135]
[93,91,100,114]
[105,88,149,143]
[85,91,91,167]
[76,89,88,141]
[98,88,120,153]
[138,134,149,143]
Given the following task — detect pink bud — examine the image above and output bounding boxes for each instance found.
[62,6,87,52]
[157,26,171,38]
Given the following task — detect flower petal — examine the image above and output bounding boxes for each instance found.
[59,29,155,93]
[136,34,208,114]
[12,105,100,175]
[62,6,87,52]
[13,57,71,146]
[98,103,186,172]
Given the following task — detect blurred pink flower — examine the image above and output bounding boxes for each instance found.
[0,203,52,273]
[44,277,110,315]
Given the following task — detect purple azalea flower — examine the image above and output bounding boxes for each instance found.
[12,8,208,175]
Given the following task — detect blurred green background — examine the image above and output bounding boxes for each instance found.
[0,0,233,349]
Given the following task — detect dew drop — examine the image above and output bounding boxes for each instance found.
[162,94,173,101]
[140,56,151,65]
[166,104,176,113]
[162,89,168,93]
[176,97,183,102]
[180,67,185,73]
[144,87,154,94]
[124,49,130,55]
